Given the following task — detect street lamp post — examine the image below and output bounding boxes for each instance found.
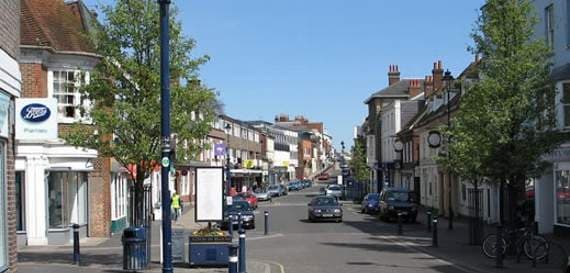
[158,0,172,272]
[443,70,454,231]
[225,123,232,194]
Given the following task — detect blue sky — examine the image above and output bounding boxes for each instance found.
[84,0,486,149]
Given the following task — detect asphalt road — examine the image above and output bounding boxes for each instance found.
[245,179,470,273]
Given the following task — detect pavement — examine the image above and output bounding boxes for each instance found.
[18,205,276,273]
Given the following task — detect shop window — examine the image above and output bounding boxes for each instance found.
[48,172,88,229]
[111,173,128,220]
[0,143,7,269]
[556,170,570,225]
[16,171,24,231]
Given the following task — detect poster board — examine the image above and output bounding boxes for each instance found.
[195,167,224,222]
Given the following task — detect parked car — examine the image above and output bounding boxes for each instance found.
[237,192,258,209]
[254,189,272,202]
[378,188,418,222]
[221,201,255,230]
[302,180,312,188]
[318,173,330,180]
[267,185,283,197]
[288,181,301,191]
[361,193,380,214]
[307,196,343,222]
[325,184,343,199]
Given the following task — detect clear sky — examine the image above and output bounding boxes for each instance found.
[84,0,486,149]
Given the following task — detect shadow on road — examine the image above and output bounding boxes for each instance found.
[19,251,122,268]
[346,260,459,273]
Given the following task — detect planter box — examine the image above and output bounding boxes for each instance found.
[188,235,232,267]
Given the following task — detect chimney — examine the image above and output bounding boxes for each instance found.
[388,64,400,86]
[475,53,481,63]
[424,76,434,98]
[408,79,421,98]
[432,60,444,91]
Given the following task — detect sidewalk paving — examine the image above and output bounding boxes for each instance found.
[18,206,272,273]
[386,207,569,273]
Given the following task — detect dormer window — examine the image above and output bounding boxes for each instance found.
[50,70,91,123]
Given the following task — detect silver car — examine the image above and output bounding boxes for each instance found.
[325,185,343,199]
[254,190,272,201]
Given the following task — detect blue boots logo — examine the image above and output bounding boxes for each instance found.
[21,103,51,122]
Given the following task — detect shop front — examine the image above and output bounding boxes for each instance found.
[536,145,570,234]
[15,98,97,245]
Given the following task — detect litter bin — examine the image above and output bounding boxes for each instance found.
[122,227,148,271]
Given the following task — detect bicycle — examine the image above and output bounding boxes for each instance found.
[481,225,549,260]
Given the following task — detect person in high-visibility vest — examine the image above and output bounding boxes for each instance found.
[171,191,181,221]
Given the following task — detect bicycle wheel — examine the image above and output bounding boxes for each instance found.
[523,235,549,260]
[482,234,507,259]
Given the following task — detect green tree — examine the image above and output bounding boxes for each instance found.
[63,0,218,225]
[349,138,369,182]
[443,0,565,224]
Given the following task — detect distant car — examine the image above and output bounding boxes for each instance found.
[307,196,343,222]
[288,181,301,191]
[221,201,255,230]
[325,185,343,199]
[361,193,380,214]
[318,173,330,180]
[302,180,312,188]
[378,188,418,222]
[267,185,284,197]
[254,189,272,201]
[238,192,258,209]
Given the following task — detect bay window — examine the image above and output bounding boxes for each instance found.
[51,70,90,122]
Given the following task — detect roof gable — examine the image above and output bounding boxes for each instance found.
[21,0,94,53]
[364,79,424,104]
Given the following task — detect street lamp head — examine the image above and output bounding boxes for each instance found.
[225,123,232,130]
[427,131,442,148]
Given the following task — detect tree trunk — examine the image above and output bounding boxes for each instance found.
[133,164,146,227]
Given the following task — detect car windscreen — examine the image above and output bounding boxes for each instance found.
[385,191,409,202]
[229,201,251,211]
[268,186,279,190]
[328,186,341,191]
[312,198,338,206]
[368,193,380,200]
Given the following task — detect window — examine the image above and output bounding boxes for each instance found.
[52,70,89,121]
[111,173,127,220]
[546,4,554,49]
[0,144,7,269]
[556,169,570,225]
[48,172,88,229]
[563,83,570,128]
[461,183,467,202]
[16,171,25,231]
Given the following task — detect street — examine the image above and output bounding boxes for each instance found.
[247,178,466,273]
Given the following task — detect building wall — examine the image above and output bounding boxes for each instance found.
[20,63,47,98]
[0,0,19,58]
[0,0,19,270]
[88,158,111,238]
[532,0,570,68]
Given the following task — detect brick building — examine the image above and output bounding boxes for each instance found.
[16,0,119,244]
[0,0,22,270]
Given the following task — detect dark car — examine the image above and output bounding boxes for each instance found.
[307,196,343,222]
[302,180,313,188]
[288,181,302,191]
[361,193,380,214]
[221,201,255,230]
[378,189,418,222]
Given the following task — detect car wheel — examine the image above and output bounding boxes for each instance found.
[337,218,343,223]
[360,208,365,213]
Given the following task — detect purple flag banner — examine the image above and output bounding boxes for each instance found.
[214,143,226,156]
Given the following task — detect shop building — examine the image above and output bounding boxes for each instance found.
[0,0,22,270]
[17,0,114,245]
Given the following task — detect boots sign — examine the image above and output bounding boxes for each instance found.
[15,98,57,140]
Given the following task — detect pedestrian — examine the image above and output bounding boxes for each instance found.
[171,191,181,222]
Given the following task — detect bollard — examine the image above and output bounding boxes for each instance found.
[238,212,243,232]
[427,211,432,232]
[264,211,269,236]
[72,224,80,265]
[397,212,403,235]
[229,215,234,237]
[238,229,246,273]
[495,225,503,268]
[432,217,438,248]
[228,244,239,273]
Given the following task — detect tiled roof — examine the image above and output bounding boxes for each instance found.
[21,0,94,53]
[457,60,481,80]
[364,79,424,103]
